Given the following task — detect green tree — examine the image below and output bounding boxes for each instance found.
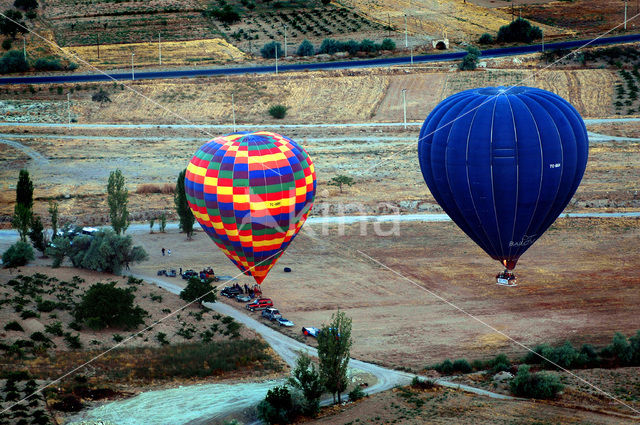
[14,0,38,11]
[478,33,494,45]
[159,212,167,232]
[296,39,314,56]
[91,89,111,106]
[48,200,59,238]
[180,276,217,305]
[510,365,563,399]
[74,230,147,274]
[16,168,33,208]
[149,218,155,233]
[107,169,129,235]
[497,18,542,44]
[45,236,71,267]
[12,203,31,242]
[0,9,26,39]
[380,38,396,50]
[174,169,195,239]
[288,352,324,417]
[2,240,34,268]
[257,385,300,424]
[459,46,480,71]
[74,282,147,330]
[28,214,46,256]
[328,175,354,193]
[260,41,283,59]
[317,311,352,404]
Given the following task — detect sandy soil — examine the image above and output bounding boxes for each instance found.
[305,384,638,425]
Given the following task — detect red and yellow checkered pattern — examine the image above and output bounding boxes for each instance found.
[185,131,316,284]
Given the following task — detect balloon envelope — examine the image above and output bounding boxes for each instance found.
[418,87,589,270]
[185,131,316,283]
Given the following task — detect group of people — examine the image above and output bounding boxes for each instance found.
[232,282,262,298]
[161,247,172,256]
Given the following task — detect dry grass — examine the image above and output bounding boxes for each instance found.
[63,38,246,69]
[136,183,175,195]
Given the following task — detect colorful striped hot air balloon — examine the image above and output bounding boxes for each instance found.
[184,131,316,284]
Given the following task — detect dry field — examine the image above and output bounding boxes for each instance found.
[62,38,246,68]
[342,0,565,43]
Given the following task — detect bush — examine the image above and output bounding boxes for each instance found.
[296,39,314,56]
[75,282,148,330]
[380,38,396,50]
[203,3,241,24]
[180,277,217,304]
[479,33,494,45]
[37,299,57,312]
[319,38,340,54]
[0,50,29,74]
[4,320,24,331]
[435,359,453,374]
[452,358,472,373]
[490,353,511,373]
[45,321,63,336]
[260,41,283,59]
[33,57,63,71]
[156,332,169,345]
[459,46,480,71]
[348,385,366,401]
[14,0,38,11]
[497,18,542,44]
[510,365,563,399]
[257,385,300,424]
[2,38,12,50]
[2,241,34,268]
[268,104,288,119]
[411,376,435,390]
[606,332,633,364]
[63,333,82,349]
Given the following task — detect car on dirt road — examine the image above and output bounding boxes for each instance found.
[181,270,198,280]
[235,294,252,303]
[261,308,281,321]
[220,286,243,298]
[277,317,295,327]
[246,298,273,312]
[301,327,320,337]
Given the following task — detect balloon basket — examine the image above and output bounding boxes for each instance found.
[496,270,517,287]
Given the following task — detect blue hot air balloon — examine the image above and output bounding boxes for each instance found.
[418,87,589,286]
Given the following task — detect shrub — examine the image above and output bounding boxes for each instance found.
[2,241,34,268]
[33,57,63,71]
[348,385,366,401]
[2,38,12,50]
[268,104,288,119]
[358,39,377,53]
[112,334,124,343]
[203,3,241,24]
[452,358,472,373]
[380,38,396,50]
[490,353,511,373]
[45,321,63,336]
[37,299,57,312]
[319,38,340,54]
[156,332,169,345]
[497,18,543,43]
[296,39,314,56]
[435,359,453,374]
[20,309,39,319]
[75,282,147,330]
[63,333,82,349]
[510,365,563,399]
[4,320,24,331]
[479,33,494,45]
[91,89,111,105]
[606,332,633,364]
[180,277,217,305]
[0,50,29,74]
[411,376,435,390]
[459,46,480,71]
[14,0,38,11]
[52,394,82,412]
[65,230,147,274]
[257,385,300,424]
[260,41,283,59]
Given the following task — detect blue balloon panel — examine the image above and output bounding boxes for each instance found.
[418,87,589,270]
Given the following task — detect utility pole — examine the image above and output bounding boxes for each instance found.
[283,24,287,57]
[67,93,71,127]
[542,31,544,52]
[404,15,408,48]
[410,47,413,65]
[131,52,135,80]
[402,88,407,129]
[23,37,26,61]
[625,0,628,31]
[97,33,100,59]
[387,13,391,38]
[232,93,236,132]
[275,46,278,75]
[158,33,162,65]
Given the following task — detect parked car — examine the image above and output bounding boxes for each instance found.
[181,270,198,280]
[246,298,273,312]
[221,286,243,298]
[166,269,177,277]
[157,269,167,276]
[261,308,281,321]
[235,294,252,303]
[277,317,295,327]
[301,327,320,337]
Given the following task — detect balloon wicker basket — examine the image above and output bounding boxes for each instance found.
[496,270,517,287]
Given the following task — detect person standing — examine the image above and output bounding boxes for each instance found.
[161,247,165,256]
[168,249,171,256]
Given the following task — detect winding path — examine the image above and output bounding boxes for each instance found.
[0,138,48,165]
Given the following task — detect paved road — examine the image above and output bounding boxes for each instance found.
[139,273,516,401]
[2,33,640,85]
